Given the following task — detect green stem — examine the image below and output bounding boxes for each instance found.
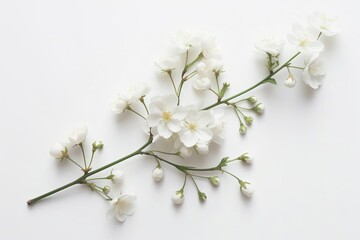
[128,108,146,120]
[88,150,95,169]
[79,143,87,170]
[167,71,179,97]
[27,135,153,206]
[65,156,83,169]
[202,52,301,110]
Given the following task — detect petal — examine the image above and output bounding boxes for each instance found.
[147,113,162,127]
[167,119,181,132]
[158,123,172,139]
[197,128,213,142]
[115,212,127,222]
[307,41,324,52]
[179,130,198,147]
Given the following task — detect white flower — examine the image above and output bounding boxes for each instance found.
[171,191,184,205]
[155,56,179,72]
[147,95,187,139]
[255,35,285,56]
[68,125,88,146]
[111,96,128,114]
[49,143,67,159]
[122,82,150,103]
[172,30,200,53]
[241,184,254,198]
[193,77,211,91]
[195,142,209,155]
[206,58,223,73]
[111,170,125,184]
[152,167,164,181]
[302,53,325,89]
[196,62,209,78]
[208,109,225,145]
[284,74,297,88]
[308,11,340,36]
[201,36,221,59]
[287,24,324,52]
[179,110,213,147]
[112,82,150,114]
[111,194,136,222]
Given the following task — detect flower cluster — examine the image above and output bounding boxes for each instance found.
[28,11,339,223]
[255,11,339,89]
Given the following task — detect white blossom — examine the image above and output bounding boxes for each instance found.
[111,194,136,222]
[49,143,67,159]
[147,95,187,139]
[308,11,340,36]
[155,56,179,72]
[171,191,184,205]
[255,35,285,56]
[172,30,200,53]
[111,170,125,184]
[193,77,211,91]
[208,109,225,145]
[112,82,150,114]
[111,96,128,114]
[201,36,222,59]
[241,184,254,198]
[179,110,213,147]
[68,125,88,146]
[302,53,325,89]
[152,167,164,181]
[287,23,324,53]
[206,58,223,73]
[284,74,297,88]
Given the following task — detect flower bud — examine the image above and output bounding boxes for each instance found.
[103,186,111,194]
[244,116,253,125]
[240,183,254,198]
[284,74,296,88]
[92,141,104,151]
[49,144,68,159]
[171,191,184,205]
[198,192,207,201]
[209,176,220,186]
[238,153,253,164]
[239,123,247,134]
[253,103,264,114]
[152,167,164,181]
[196,143,209,155]
[247,96,257,104]
[109,170,125,184]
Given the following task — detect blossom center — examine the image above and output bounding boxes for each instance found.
[187,122,197,131]
[162,112,172,122]
[299,39,310,47]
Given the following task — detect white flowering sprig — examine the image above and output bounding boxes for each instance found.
[28,12,339,222]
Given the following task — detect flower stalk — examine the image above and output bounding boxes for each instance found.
[27,134,153,206]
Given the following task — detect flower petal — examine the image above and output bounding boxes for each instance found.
[180,130,198,147]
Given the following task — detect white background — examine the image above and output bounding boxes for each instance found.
[0,0,358,239]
